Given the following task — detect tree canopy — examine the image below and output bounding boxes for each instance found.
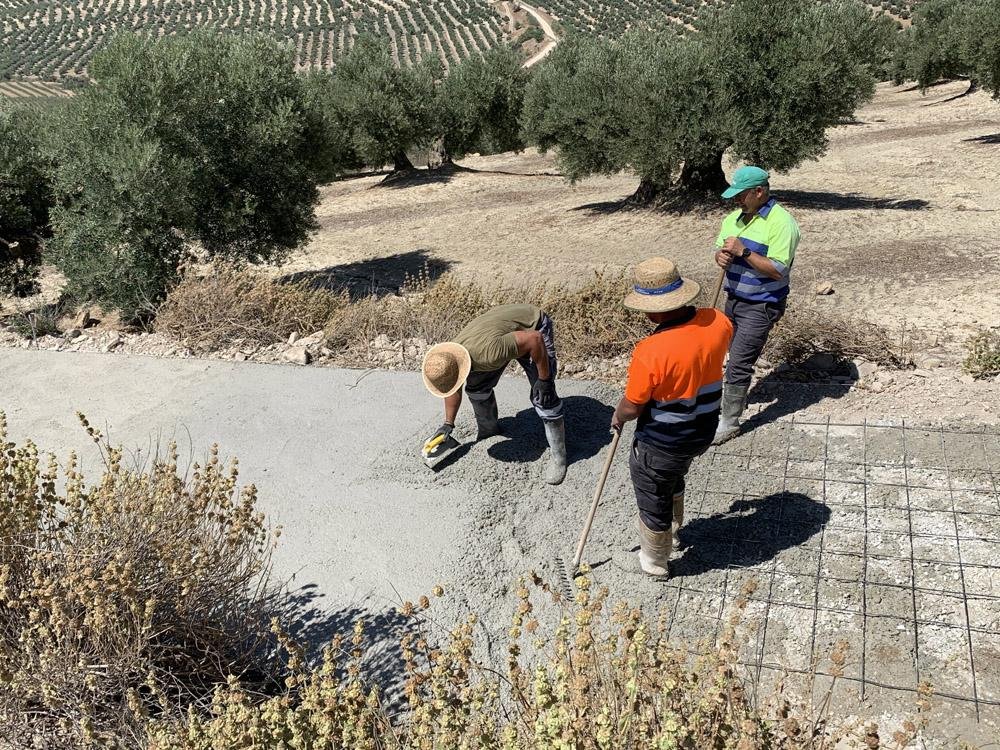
[46,32,324,319]
[523,0,892,201]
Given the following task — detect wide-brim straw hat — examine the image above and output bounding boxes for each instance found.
[422,342,472,398]
[623,257,701,313]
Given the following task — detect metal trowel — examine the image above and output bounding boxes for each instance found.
[422,432,462,468]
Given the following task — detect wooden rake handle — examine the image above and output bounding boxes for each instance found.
[710,266,726,309]
[572,427,623,569]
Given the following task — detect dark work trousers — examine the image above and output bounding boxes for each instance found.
[629,439,703,532]
[464,312,563,422]
[723,296,786,388]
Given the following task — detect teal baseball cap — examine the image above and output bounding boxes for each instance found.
[721,166,770,199]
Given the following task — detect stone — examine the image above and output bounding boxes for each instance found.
[814,282,835,296]
[73,307,91,329]
[283,345,311,365]
[373,333,392,350]
[299,330,326,347]
[234,352,248,362]
[919,356,943,369]
[804,352,839,372]
[287,331,299,345]
[64,328,82,340]
[853,359,878,380]
[101,333,122,353]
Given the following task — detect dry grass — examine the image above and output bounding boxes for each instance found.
[0,413,279,747]
[147,573,931,749]
[765,305,914,369]
[963,328,1000,380]
[154,264,917,377]
[155,263,348,352]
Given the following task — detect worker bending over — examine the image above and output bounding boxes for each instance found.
[421,304,567,484]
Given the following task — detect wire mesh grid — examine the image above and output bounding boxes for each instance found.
[651,415,1000,720]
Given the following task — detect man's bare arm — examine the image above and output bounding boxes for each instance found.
[513,329,551,380]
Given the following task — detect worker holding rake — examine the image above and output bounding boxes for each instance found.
[712,166,800,444]
[611,258,732,578]
[420,304,567,485]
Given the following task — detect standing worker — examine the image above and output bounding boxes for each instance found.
[612,257,733,578]
[712,166,800,445]
[421,304,567,484]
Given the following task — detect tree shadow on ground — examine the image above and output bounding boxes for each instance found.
[487,395,615,466]
[671,491,829,577]
[277,249,451,299]
[273,583,419,708]
[741,354,855,438]
[965,133,1000,145]
[377,163,562,189]
[774,190,929,211]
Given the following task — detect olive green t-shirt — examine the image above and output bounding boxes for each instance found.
[454,304,542,372]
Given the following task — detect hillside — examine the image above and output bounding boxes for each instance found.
[0,0,918,82]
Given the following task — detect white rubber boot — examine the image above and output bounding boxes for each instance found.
[637,517,671,578]
[543,418,567,485]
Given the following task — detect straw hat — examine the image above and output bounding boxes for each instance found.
[622,257,701,313]
[422,342,472,398]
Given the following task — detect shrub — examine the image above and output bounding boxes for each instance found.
[764,305,913,369]
[46,32,324,321]
[963,327,1000,379]
[0,101,52,298]
[0,413,279,747]
[147,575,930,749]
[156,263,348,352]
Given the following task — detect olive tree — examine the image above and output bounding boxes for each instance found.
[0,102,51,297]
[47,33,325,319]
[523,0,892,202]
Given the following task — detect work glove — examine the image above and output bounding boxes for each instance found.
[531,377,558,410]
[423,423,455,452]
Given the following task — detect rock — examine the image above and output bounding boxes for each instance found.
[853,359,878,380]
[287,331,299,345]
[756,357,773,371]
[910,368,931,378]
[919,356,943,369]
[283,345,311,365]
[101,333,122,353]
[234,352,248,362]
[373,333,392,350]
[64,328,82,340]
[299,330,326,346]
[814,282,835,296]
[73,307,91,329]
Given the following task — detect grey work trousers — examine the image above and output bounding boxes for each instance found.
[464,312,563,422]
[723,296,786,388]
[629,439,702,533]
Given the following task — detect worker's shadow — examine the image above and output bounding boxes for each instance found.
[742,355,855,437]
[486,395,615,466]
[670,491,829,577]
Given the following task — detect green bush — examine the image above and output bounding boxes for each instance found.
[46,32,324,321]
[0,101,52,298]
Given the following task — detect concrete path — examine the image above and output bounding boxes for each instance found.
[0,349,618,624]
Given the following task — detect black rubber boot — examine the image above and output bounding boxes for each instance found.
[471,394,500,440]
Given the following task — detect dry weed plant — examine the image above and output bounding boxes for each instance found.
[765,306,913,370]
[148,572,930,750]
[323,265,648,365]
[156,263,347,351]
[962,327,1000,379]
[0,413,279,748]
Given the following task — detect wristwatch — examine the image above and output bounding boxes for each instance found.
[740,247,751,258]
